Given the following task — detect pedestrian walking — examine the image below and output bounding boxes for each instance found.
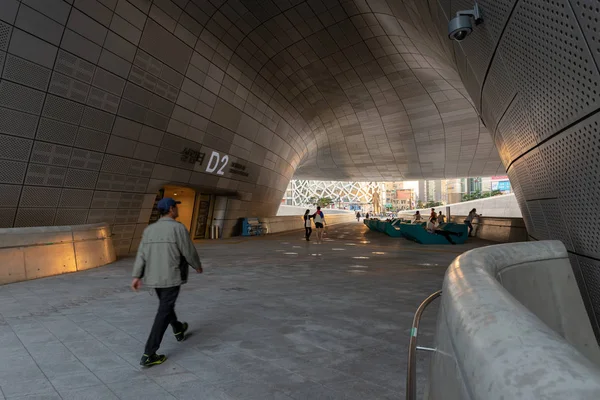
[313,206,327,243]
[303,209,313,241]
[356,211,361,222]
[131,197,203,367]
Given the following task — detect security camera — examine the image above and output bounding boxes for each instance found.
[448,3,483,41]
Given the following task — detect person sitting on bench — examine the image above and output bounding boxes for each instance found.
[427,217,463,245]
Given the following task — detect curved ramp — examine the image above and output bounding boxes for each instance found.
[426,241,600,400]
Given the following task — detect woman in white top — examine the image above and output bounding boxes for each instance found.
[464,208,481,237]
[413,211,422,223]
[303,209,312,241]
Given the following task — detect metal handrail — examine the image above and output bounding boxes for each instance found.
[406,290,442,400]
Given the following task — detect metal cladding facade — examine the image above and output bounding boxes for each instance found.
[0,1,598,335]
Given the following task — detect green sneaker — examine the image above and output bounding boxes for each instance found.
[174,322,189,342]
[140,353,166,367]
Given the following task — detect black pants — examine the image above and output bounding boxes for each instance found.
[435,230,460,244]
[144,286,183,355]
[305,227,312,240]
[465,221,473,236]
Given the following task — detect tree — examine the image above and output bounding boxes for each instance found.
[417,200,424,209]
[425,201,443,208]
[462,189,504,202]
[316,197,334,208]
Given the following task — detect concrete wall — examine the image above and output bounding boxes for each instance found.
[426,241,600,400]
[0,223,116,285]
[260,213,357,234]
[447,216,527,243]
[399,194,521,219]
[277,205,356,216]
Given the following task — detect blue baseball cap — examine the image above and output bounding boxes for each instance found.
[157,197,181,212]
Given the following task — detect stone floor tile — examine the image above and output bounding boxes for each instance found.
[58,384,119,400]
[0,378,55,399]
[107,377,177,400]
[0,224,490,399]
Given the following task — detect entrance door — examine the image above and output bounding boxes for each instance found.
[161,186,195,232]
[192,194,213,240]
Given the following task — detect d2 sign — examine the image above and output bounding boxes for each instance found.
[205,151,229,176]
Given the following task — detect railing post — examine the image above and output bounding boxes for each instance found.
[407,290,442,400]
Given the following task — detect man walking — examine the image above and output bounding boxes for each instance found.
[313,206,326,243]
[131,197,203,367]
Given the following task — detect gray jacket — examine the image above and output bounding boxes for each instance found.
[132,217,202,288]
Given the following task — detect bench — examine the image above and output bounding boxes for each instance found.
[241,217,265,236]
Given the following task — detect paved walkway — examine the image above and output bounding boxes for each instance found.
[0,222,493,400]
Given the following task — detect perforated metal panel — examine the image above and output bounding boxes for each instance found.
[59,188,94,208]
[0,208,16,228]
[0,80,45,114]
[500,0,600,141]
[577,255,600,332]
[114,209,140,224]
[64,169,99,189]
[19,186,61,208]
[0,184,21,207]
[81,106,115,133]
[55,50,96,84]
[14,208,56,227]
[571,1,600,69]
[539,199,574,250]
[0,160,27,184]
[0,134,33,161]
[30,142,71,166]
[42,94,85,124]
[48,72,90,103]
[0,107,39,138]
[69,149,104,170]
[36,118,78,145]
[2,54,52,91]
[75,127,110,152]
[87,87,119,113]
[87,208,117,224]
[25,164,67,186]
[0,21,11,51]
[524,149,554,199]
[118,193,144,209]
[54,209,89,225]
[540,114,600,257]
[91,191,121,208]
